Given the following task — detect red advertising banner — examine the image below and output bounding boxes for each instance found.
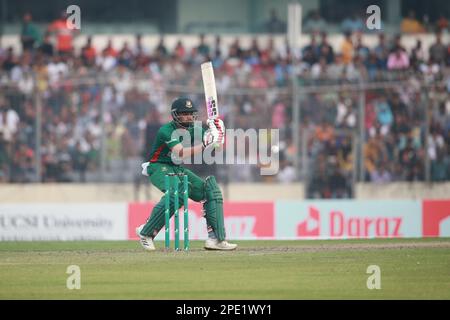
[423,200,450,237]
[128,201,274,240]
[126,199,450,240]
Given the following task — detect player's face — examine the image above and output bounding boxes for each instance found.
[178,112,197,125]
[178,113,194,123]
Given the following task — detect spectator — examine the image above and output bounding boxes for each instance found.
[436,14,449,33]
[447,45,450,67]
[155,37,169,59]
[70,141,88,182]
[427,129,445,161]
[134,33,149,56]
[197,34,210,58]
[47,54,68,86]
[304,10,327,34]
[10,143,34,182]
[420,58,440,83]
[311,57,328,80]
[315,121,334,143]
[336,95,356,128]
[429,32,447,66]
[345,55,368,81]
[0,27,449,190]
[47,11,78,55]
[39,32,54,57]
[174,40,186,60]
[102,39,118,58]
[275,37,293,61]
[329,166,348,198]
[17,70,34,95]
[228,38,244,59]
[249,37,261,57]
[117,41,133,67]
[277,159,296,183]
[387,48,410,70]
[354,32,370,62]
[375,96,394,134]
[401,10,425,34]
[0,131,9,182]
[302,34,319,66]
[431,149,449,181]
[399,137,423,181]
[265,9,286,33]
[410,39,425,70]
[10,55,32,83]
[245,43,261,67]
[213,35,223,61]
[318,32,334,64]
[1,47,18,73]
[365,99,377,134]
[81,36,97,67]
[324,54,344,79]
[364,136,388,179]
[337,136,353,172]
[341,12,364,34]
[373,33,389,67]
[390,34,406,53]
[391,113,411,139]
[366,52,382,80]
[370,163,392,183]
[274,57,291,86]
[97,47,117,72]
[21,13,41,52]
[389,94,408,118]
[0,102,20,143]
[271,100,287,128]
[340,32,353,65]
[309,166,330,198]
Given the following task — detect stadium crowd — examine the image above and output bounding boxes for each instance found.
[0,12,449,199]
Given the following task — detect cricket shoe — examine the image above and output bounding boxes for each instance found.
[136,224,155,251]
[204,238,237,251]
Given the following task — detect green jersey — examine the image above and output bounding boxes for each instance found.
[148,121,205,165]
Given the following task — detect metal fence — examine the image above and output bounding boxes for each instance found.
[294,74,449,199]
[1,69,449,198]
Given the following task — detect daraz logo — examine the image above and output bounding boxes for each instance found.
[296,206,403,238]
[297,206,320,236]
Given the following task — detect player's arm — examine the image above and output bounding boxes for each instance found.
[169,128,221,159]
[171,143,203,159]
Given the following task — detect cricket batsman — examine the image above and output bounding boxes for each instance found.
[136,97,237,251]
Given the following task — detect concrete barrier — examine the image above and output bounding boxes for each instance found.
[355,182,450,200]
[0,183,304,202]
[0,182,448,202]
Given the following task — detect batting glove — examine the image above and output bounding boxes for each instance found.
[206,118,225,145]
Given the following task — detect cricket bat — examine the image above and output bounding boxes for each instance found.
[201,61,219,120]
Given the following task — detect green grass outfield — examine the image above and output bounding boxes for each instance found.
[0,238,449,299]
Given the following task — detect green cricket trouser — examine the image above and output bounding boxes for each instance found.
[140,162,206,238]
